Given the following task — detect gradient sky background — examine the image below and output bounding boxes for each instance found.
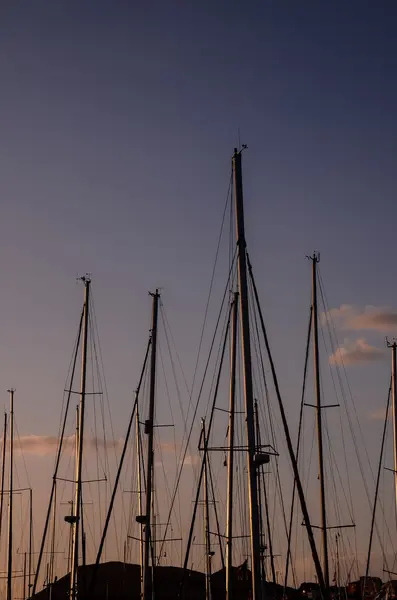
[0,0,397,590]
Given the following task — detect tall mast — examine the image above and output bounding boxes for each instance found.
[0,412,7,542]
[143,290,160,600]
[23,551,27,600]
[136,401,144,597]
[202,419,212,600]
[226,292,238,600]
[232,148,263,600]
[152,469,156,572]
[49,481,57,591]
[310,254,329,589]
[388,340,397,512]
[28,488,32,599]
[6,388,14,600]
[70,276,90,600]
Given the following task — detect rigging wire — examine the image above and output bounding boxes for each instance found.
[365,380,391,582]
[89,338,151,596]
[284,306,313,589]
[178,303,232,597]
[318,270,396,568]
[248,273,295,586]
[158,251,237,564]
[247,252,326,596]
[32,307,84,595]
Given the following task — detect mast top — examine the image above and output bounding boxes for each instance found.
[306,252,320,263]
[233,145,248,158]
[77,274,91,285]
[386,338,397,348]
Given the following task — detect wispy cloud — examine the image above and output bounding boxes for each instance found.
[368,407,390,421]
[4,434,124,457]
[329,338,385,366]
[322,305,397,333]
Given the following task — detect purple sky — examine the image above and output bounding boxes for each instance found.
[0,0,397,591]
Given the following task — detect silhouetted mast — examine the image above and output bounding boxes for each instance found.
[232,148,263,600]
[226,292,238,600]
[6,389,14,600]
[23,551,27,600]
[49,481,57,593]
[310,254,329,589]
[143,290,160,600]
[70,277,90,600]
[202,419,213,600]
[388,340,397,511]
[28,487,33,599]
[0,412,7,543]
[136,402,144,597]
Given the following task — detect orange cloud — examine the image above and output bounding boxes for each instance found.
[322,305,397,333]
[368,407,390,421]
[329,338,385,366]
[3,434,124,457]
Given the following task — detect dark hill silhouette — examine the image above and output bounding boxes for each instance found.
[31,561,298,600]
[32,562,204,600]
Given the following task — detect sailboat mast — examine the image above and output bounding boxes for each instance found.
[23,551,27,600]
[232,148,263,600]
[311,254,329,589]
[202,419,212,600]
[28,488,32,599]
[0,412,7,543]
[389,341,397,512]
[6,388,14,600]
[143,289,160,600]
[226,292,238,600]
[49,481,57,589]
[70,276,90,600]
[136,402,144,596]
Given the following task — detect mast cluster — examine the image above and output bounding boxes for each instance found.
[7,149,378,600]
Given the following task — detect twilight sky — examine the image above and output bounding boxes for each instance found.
[0,0,397,591]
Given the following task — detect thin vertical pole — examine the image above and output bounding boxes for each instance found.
[232,148,263,600]
[202,419,212,600]
[143,290,160,600]
[23,552,27,600]
[254,401,276,585]
[28,488,32,598]
[72,405,79,574]
[67,501,73,576]
[311,254,329,590]
[390,342,397,512]
[152,473,156,569]
[364,379,390,585]
[49,482,57,587]
[226,292,238,600]
[136,403,144,596]
[6,389,15,600]
[70,277,90,600]
[0,412,7,542]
